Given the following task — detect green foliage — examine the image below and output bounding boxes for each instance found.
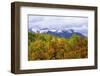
[28,32,88,60]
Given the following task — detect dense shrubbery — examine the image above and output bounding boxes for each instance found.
[28,32,88,60]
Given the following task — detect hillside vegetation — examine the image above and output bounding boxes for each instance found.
[28,32,88,60]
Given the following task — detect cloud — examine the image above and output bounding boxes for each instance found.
[28,15,88,36]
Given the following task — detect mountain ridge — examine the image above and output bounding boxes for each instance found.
[29,28,86,38]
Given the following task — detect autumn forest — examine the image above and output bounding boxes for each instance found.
[28,32,88,60]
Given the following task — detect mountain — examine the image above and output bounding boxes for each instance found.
[47,29,85,38]
[29,28,86,38]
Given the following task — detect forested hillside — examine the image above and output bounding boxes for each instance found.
[28,32,88,60]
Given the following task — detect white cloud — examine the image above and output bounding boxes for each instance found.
[28,15,88,36]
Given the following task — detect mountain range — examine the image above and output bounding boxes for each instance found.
[29,28,86,38]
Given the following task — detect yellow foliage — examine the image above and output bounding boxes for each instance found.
[28,32,88,60]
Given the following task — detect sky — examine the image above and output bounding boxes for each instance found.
[28,15,88,36]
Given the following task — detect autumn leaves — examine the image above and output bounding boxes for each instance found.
[28,32,88,60]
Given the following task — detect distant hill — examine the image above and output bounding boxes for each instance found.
[47,29,85,38]
[29,28,86,38]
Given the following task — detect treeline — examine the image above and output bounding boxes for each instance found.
[28,32,88,60]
